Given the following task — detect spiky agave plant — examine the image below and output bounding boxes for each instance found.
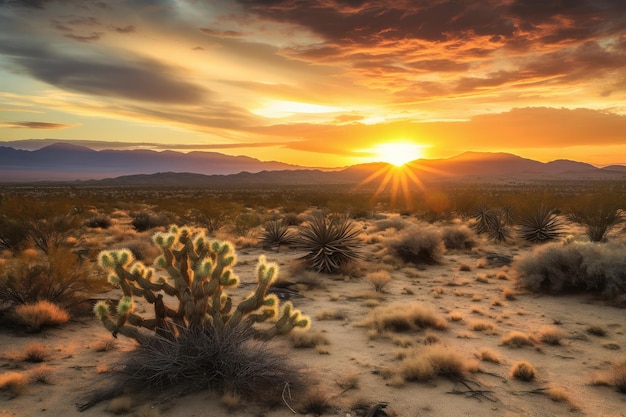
[260,219,295,251]
[297,212,362,273]
[518,204,563,243]
[568,206,623,242]
[471,206,511,242]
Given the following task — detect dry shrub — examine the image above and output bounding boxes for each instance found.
[373,217,410,232]
[366,270,392,292]
[423,334,440,345]
[501,331,534,348]
[442,225,476,250]
[510,361,536,381]
[449,312,463,322]
[336,370,360,390]
[496,271,510,280]
[0,371,28,397]
[22,342,50,362]
[513,242,626,297]
[315,308,347,321]
[538,326,566,345]
[297,388,334,415]
[93,338,117,352]
[476,348,501,364]
[503,287,516,300]
[400,345,476,382]
[612,359,626,393]
[28,364,53,384]
[475,274,489,283]
[290,330,330,349]
[113,239,159,263]
[12,300,69,331]
[363,303,448,333]
[469,320,496,333]
[546,386,577,409]
[386,225,445,265]
[221,391,241,410]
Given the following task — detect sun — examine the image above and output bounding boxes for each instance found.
[373,142,424,166]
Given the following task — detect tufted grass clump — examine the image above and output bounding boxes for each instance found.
[12,301,69,332]
[501,331,534,348]
[400,345,477,382]
[366,270,393,293]
[362,303,448,333]
[510,361,536,381]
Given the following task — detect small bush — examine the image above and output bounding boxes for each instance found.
[568,204,622,242]
[513,242,626,297]
[22,342,51,362]
[372,217,410,232]
[363,303,448,333]
[386,225,445,264]
[27,213,79,253]
[84,214,112,229]
[442,225,476,250]
[469,320,496,333]
[510,361,536,381]
[401,346,475,382]
[501,331,534,348]
[12,301,69,331]
[28,364,53,384]
[260,219,295,251]
[612,359,626,393]
[586,325,607,337]
[290,330,330,349]
[366,271,392,292]
[476,348,501,364]
[130,211,170,232]
[537,326,565,345]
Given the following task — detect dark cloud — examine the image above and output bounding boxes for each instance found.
[110,25,135,33]
[0,41,209,104]
[64,31,104,42]
[1,121,78,129]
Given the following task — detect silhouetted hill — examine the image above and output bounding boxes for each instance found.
[0,143,303,181]
[1,143,625,184]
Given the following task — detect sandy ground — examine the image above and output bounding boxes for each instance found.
[1,216,625,417]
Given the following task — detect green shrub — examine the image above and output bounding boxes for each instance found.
[387,225,445,264]
[297,213,362,273]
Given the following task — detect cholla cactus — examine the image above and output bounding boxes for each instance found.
[95,226,309,343]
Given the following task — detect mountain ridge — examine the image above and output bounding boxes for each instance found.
[0,142,625,184]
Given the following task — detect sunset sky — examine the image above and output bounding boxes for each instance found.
[0,0,625,167]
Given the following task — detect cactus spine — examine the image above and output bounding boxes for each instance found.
[95,226,309,343]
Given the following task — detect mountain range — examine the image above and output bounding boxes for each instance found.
[1,142,625,185]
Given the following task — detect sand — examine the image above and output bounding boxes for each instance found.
[1,216,625,416]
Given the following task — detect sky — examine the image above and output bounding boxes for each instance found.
[0,0,625,167]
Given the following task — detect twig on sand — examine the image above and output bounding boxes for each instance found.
[447,376,498,403]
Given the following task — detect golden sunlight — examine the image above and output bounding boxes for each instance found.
[373,142,424,166]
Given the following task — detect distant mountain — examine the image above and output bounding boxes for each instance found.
[1,143,625,184]
[0,143,304,182]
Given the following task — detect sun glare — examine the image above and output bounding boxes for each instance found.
[374,142,424,166]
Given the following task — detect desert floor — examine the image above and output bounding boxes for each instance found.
[1,214,625,417]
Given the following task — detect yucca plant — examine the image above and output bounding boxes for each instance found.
[518,204,563,243]
[297,213,362,273]
[471,206,511,242]
[260,219,295,252]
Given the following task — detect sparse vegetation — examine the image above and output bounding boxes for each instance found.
[400,345,476,382]
[501,331,534,348]
[442,225,476,250]
[366,270,393,292]
[260,219,295,251]
[12,301,69,331]
[363,303,448,333]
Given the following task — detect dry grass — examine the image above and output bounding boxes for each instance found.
[12,301,69,331]
[92,337,118,352]
[27,365,53,384]
[335,370,360,390]
[290,330,330,349]
[496,271,510,280]
[221,391,242,410]
[468,320,497,333]
[366,270,393,292]
[459,263,471,272]
[362,303,448,333]
[537,326,566,345]
[449,312,464,322]
[22,343,51,363]
[475,348,501,364]
[502,287,517,300]
[0,372,28,397]
[298,388,334,415]
[475,274,489,283]
[400,345,477,382]
[611,359,626,393]
[315,308,347,321]
[501,331,534,348]
[510,361,536,381]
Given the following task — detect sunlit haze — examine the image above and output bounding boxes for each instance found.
[1,1,625,167]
